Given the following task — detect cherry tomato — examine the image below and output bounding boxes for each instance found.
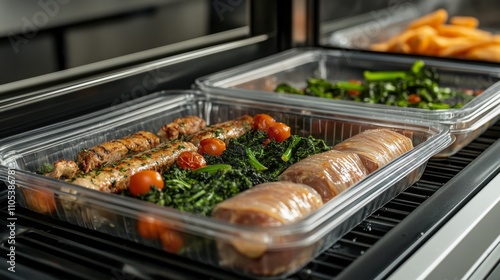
[24,189,56,215]
[160,230,184,253]
[129,170,164,196]
[347,90,360,97]
[176,151,207,170]
[267,122,291,142]
[253,114,276,131]
[199,138,226,156]
[408,94,421,104]
[137,215,165,240]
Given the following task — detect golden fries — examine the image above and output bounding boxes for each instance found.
[370,9,500,62]
[450,16,479,28]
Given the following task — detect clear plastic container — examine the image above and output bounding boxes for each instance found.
[195,48,500,157]
[322,6,500,63]
[0,90,452,278]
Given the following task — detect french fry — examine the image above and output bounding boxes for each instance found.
[370,29,416,52]
[450,16,479,28]
[369,8,500,62]
[438,38,492,57]
[406,26,437,53]
[466,44,500,62]
[436,24,492,40]
[406,8,448,29]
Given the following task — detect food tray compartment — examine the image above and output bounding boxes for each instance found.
[195,48,500,156]
[322,6,500,63]
[0,90,452,278]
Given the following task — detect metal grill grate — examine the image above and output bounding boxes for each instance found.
[1,121,499,280]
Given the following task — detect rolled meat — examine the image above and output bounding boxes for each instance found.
[76,130,160,173]
[157,116,206,142]
[213,181,323,227]
[278,150,369,203]
[212,181,323,276]
[187,115,254,146]
[332,129,413,173]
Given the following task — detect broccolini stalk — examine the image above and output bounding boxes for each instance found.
[363,71,407,82]
[364,60,425,82]
[192,164,232,174]
[411,60,425,75]
[165,178,191,190]
[281,136,302,162]
[335,81,366,91]
[245,147,268,171]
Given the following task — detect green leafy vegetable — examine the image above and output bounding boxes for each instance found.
[275,60,477,110]
[245,147,268,171]
[126,129,332,216]
[37,163,54,174]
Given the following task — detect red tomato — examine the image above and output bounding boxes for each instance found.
[137,215,165,240]
[160,230,184,253]
[253,114,276,131]
[408,94,421,104]
[199,138,226,156]
[176,151,207,170]
[24,189,57,215]
[129,170,164,196]
[267,122,291,142]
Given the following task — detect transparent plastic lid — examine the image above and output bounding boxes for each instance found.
[196,48,500,130]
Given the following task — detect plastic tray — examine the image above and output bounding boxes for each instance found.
[195,48,500,157]
[0,90,452,278]
[322,6,500,63]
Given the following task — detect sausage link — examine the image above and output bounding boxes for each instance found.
[157,116,207,142]
[70,141,196,193]
[188,115,254,146]
[76,130,160,173]
[45,160,80,179]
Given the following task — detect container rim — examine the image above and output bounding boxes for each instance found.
[0,89,453,248]
[195,47,500,124]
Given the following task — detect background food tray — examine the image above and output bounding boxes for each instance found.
[0,90,452,278]
[322,6,500,63]
[195,48,500,156]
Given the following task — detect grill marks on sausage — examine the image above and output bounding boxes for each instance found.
[76,130,160,173]
[188,115,254,146]
[157,116,207,142]
[71,141,196,193]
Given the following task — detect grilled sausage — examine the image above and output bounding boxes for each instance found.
[332,129,413,173]
[157,116,206,142]
[44,160,80,179]
[188,115,254,146]
[76,130,160,173]
[278,150,369,203]
[213,181,323,276]
[70,140,196,193]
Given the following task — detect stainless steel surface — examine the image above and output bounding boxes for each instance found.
[469,238,500,280]
[0,0,249,85]
[388,173,500,280]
